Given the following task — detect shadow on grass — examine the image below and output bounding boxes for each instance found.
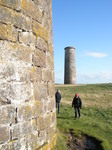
[57,116,73,119]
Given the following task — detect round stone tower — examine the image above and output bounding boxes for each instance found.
[64,46,76,84]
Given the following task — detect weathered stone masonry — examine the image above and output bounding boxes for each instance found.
[64,47,76,84]
[0,0,56,149]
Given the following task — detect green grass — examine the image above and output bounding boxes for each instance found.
[53,84,112,150]
[52,130,68,150]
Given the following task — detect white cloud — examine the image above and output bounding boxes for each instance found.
[85,52,108,58]
[77,71,112,84]
[55,71,112,84]
[101,71,112,80]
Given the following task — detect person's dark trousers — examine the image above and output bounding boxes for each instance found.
[74,107,81,119]
[56,102,60,113]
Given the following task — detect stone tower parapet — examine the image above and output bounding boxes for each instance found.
[0,0,56,149]
[64,46,76,84]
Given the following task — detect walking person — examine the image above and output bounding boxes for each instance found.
[55,89,61,113]
[72,93,82,120]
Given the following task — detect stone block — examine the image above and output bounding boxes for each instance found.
[0,137,28,150]
[36,37,48,51]
[37,114,51,130]
[21,0,42,23]
[32,0,52,19]
[0,82,33,103]
[0,105,15,124]
[11,138,27,150]
[12,11,32,31]
[42,69,52,82]
[30,32,37,46]
[0,64,34,83]
[47,82,55,97]
[38,130,45,139]
[43,98,49,113]
[46,126,52,141]
[13,82,33,102]
[48,43,53,53]
[38,130,46,145]
[46,53,51,68]
[52,71,55,84]
[18,104,32,122]
[44,114,51,128]
[32,49,46,68]
[43,13,49,29]
[0,6,31,31]
[0,126,10,144]
[0,63,15,82]
[0,23,8,39]
[32,0,46,9]
[2,42,32,65]
[12,121,32,139]
[31,119,38,132]
[0,138,27,150]
[0,143,9,150]
[0,82,14,104]
[31,101,43,118]
[51,56,54,70]
[12,66,33,82]
[0,23,18,42]
[47,98,55,112]
[34,82,47,101]
[19,31,30,45]
[32,66,42,82]
[48,19,53,44]
[14,66,42,84]
[46,52,54,70]
[51,110,56,123]
[33,20,48,42]
[0,41,3,63]
[19,32,36,46]
[0,5,12,24]
[0,0,21,11]
[6,24,18,42]
[36,115,43,130]
[46,122,56,141]
[27,132,41,150]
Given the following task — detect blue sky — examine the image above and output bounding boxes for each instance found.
[52,0,112,84]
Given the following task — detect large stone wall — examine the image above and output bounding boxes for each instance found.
[0,0,56,149]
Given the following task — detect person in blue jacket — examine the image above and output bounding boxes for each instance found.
[55,89,61,113]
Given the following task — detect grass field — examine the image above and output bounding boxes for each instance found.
[52,84,112,150]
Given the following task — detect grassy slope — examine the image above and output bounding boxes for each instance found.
[53,84,112,150]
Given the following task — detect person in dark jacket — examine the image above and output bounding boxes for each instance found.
[55,89,61,113]
[72,93,82,119]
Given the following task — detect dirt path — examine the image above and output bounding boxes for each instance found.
[66,130,103,150]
